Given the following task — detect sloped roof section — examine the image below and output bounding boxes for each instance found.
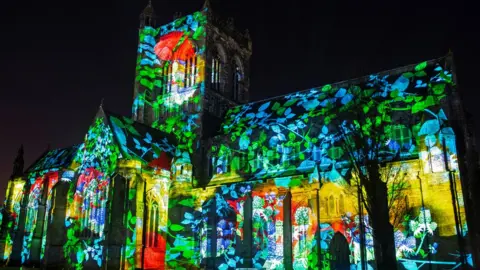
[212,56,454,181]
[25,145,81,176]
[221,57,451,132]
[104,111,178,165]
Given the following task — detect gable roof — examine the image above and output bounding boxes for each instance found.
[104,110,179,164]
[25,145,81,177]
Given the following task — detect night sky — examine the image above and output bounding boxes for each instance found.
[0,0,478,200]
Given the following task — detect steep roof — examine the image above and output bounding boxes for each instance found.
[25,145,81,177]
[104,110,178,163]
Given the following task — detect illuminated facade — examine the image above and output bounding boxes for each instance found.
[0,1,479,270]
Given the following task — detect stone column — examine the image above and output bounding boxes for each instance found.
[9,179,31,266]
[0,178,25,262]
[29,176,50,265]
[242,193,253,267]
[283,191,292,270]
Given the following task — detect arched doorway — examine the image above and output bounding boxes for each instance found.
[329,232,350,270]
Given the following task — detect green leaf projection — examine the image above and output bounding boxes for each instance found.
[133,10,207,158]
[0,3,475,269]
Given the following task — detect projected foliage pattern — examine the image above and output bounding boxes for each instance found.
[207,59,469,269]
[21,176,44,263]
[20,172,59,263]
[215,61,454,180]
[0,30,471,270]
[251,191,285,269]
[134,11,206,157]
[291,194,317,270]
[63,116,120,269]
[2,178,25,260]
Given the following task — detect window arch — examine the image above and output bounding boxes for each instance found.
[339,193,345,214]
[147,201,160,247]
[75,169,109,239]
[232,56,244,102]
[210,44,227,93]
[184,55,198,88]
[328,194,335,217]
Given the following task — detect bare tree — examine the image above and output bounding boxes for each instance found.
[334,89,416,269]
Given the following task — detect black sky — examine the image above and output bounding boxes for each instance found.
[0,0,479,200]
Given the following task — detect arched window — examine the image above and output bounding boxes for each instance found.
[22,177,44,262]
[162,62,173,94]
[75,169,109,239]
[81,178,106,238]
[147,202,160,247]
[184,56,197,88]
[232,65,243,101]
[211,56,222,91]
[339,194,345,214]
[391,125,412,150]
[329,195,335,217]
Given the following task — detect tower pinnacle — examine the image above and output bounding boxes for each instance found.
[10,145,24,180]
[203,0,211,10]
[140,0,156,27]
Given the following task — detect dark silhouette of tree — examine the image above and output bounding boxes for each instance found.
[334,87,416,269]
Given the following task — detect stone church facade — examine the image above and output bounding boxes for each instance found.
[0,1,479,269]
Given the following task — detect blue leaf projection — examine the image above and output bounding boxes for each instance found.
[258,101,271,111]
[6,27,471,270]
[391,75,410,92]
[418,119,440,136]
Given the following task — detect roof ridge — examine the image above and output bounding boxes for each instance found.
[240,55,450,107]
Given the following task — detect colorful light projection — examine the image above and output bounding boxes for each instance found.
[215,61,455,181]
[291,193,317,270]
[140,174,171,270]
[21,175,45,263]
[64,116,120,268]
[40,172,59,260]
[2,179,25,260]
[251,190,285,269]
[191,183,256,270]
[207,58,470,268]
[134,10,207,156]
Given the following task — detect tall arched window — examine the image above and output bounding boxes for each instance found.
[162,62,173,94]
[184,56,197,88]
[328,195,335,217]
[21,177,44,263]
[339,193,345,214]
[232,58,244,101]
[147,202,160,247]
[211,56,222,91]
[75,169,109,239]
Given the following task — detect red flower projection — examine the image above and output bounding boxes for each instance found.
[154,31,195,61]
[148,151,172,171]
[331,220,347,236]
[143,233,167,269]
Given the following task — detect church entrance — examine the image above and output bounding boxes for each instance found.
[329,232,350,270]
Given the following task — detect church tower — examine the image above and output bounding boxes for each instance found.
[132,0,251,125]
[132,0,252,182]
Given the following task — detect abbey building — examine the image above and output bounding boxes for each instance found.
[0,1,479,269]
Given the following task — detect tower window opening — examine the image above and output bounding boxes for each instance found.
[328,195,335,217]
[233,65,242,101]
[185,56,197,88]
[161,62,174,95]
[211,57,222,92]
